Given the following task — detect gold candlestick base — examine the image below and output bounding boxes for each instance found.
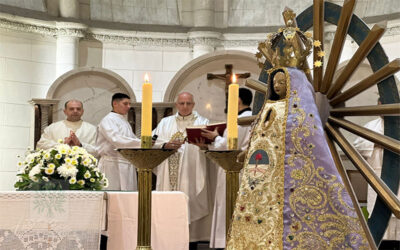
[118,148,176,250]
[204,150,243,235]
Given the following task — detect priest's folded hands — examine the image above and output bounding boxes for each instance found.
[64,131,82,147]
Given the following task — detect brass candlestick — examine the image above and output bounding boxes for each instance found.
[204,150,243,234]
[118,148,176,250]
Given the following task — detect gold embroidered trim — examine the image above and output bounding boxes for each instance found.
[286,84,369,249]
[226,68,291,250]
[167,131,186,191]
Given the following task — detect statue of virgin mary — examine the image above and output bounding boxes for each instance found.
[226,11,370,249]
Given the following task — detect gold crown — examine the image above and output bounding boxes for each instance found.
[256,9,314,70]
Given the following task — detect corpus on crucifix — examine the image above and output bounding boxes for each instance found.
[207,64,250,113]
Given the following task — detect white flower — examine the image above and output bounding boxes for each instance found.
[57,163,78,178]
[15,143,102,191]
[84,171,91,179]
[44,153,51,160]
[45,168,55,175]
[57,139,63,144]
[82,158,90,167]
[69,177,77,184]
[29,165,41,178]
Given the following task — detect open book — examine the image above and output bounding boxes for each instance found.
[186,122,227,144]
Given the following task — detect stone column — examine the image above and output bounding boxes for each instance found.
[189,31,220,58]
[56,35,78,77]
[55,23,86,78]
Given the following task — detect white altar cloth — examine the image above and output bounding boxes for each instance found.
[106,191,189,250]
[0,191,104,250]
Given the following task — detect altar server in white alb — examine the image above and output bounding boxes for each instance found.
[96,93,178,191]
[196,88,253,249]
[37,99,97,156]
[152,92,213,243]
[96,93,141,191]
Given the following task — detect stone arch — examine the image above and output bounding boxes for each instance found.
[164,50,259,102]
[47,67,136,101]
[47,67,136,125]
[162,50,259,122]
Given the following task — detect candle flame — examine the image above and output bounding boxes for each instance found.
[144,73,150,82]
[232,74,237,83]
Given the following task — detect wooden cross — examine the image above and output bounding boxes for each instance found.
[207,64,251,113]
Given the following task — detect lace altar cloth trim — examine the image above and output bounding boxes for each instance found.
[0,191,103,250]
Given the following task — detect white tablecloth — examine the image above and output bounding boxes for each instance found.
[0,191,104,250]
[106,191,189,250]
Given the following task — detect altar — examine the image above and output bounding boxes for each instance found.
[0,191,189,250]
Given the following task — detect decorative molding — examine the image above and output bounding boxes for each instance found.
[0,18,86,37]
[386,25,400,36]
[0,14,399,48]
[87,33,190,47]
[0,15,264,48]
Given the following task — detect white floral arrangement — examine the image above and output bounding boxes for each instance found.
[15,143,108,190]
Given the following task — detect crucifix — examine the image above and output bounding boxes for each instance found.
[207,64,251,113]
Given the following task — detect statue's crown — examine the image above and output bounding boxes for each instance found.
[256,8,313,70]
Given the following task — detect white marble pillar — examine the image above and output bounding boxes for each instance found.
[56,35,79,78]
[189,31,220,58]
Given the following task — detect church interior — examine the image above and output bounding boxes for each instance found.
[0,0,399,249]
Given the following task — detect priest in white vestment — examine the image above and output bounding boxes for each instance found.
[96,93,168,191]
[354,116,400,240]
[195,88,253,249]
[37,100,97,156]
[152,92,212,243]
